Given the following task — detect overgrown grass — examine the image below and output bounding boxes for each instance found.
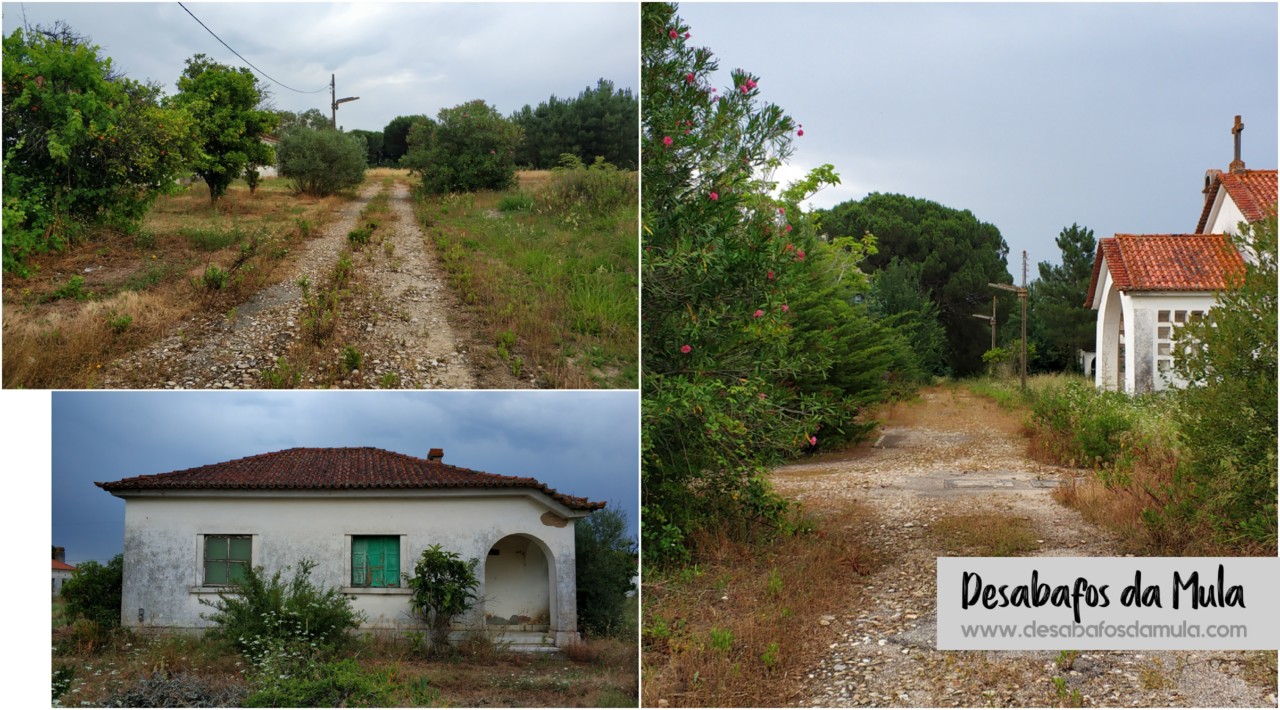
[413,168,637,388]
[51,625,636,708]
[642,503,877,707]
[3,176,348,388]
[962,374,1267,555]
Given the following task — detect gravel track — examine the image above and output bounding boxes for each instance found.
[100,180,490,389]
[771,388,1276,708]
[335,180,513,389]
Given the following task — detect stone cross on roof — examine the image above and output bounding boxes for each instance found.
[1230,115,1246,174]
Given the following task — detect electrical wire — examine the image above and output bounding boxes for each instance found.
[177,2,328,94]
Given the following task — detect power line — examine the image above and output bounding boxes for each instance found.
[177,2,327,94]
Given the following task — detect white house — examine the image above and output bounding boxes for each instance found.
[52,548,76,596]
[95,447,604,648]
[1086,117,1275,394]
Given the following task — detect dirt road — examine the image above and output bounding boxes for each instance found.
[770,387,1275,707]
[102,178,494,389]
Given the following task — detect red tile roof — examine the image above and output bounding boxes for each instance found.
[1085,234,1245,308]
[52,560,76,572]
[96,447,604,512]
[1196,169,1278,233]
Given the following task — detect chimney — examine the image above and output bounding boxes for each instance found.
[53,546,65,563]
[427,448,444,462]
[1229,115,1246,174]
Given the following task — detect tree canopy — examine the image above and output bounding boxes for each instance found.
[171,54,277,203]
[822,193,1013,375]
[404,101,522,194]
[1029,223,1098,371]
[2,24,196,273]
[381,114,429,166]
[512,79,638,170]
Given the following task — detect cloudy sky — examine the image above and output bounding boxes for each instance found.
[47,390,639,565]
[2,2,638,132]
[677,2,1278,276]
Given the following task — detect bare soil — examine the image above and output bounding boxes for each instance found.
[772,386,1277,708]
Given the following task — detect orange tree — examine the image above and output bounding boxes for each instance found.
[2,24,197,274]
[641,3,900,564]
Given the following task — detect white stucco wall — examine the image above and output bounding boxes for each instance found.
[117,490,582,644]
[1205,191,1247,236]
[1095,281,1217,393]
[53,569,74,596]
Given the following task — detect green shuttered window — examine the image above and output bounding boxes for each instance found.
[204,535,251,585]
[351,536,400,588]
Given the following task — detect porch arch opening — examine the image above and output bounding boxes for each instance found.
[483,534,556,631]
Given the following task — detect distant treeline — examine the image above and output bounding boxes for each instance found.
[349,79,637,171]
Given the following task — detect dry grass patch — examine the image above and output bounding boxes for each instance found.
[642,503,878,708]
[3,177,354,388]
[930,512,1040,556]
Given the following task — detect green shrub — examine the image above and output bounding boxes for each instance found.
[341,345,362,373]
[50,275,91,302]
[243,659,394,708]
[1170,216,1278,548]
[61,554,123,628]
[200,559,364,656]
[201,264,229,290]
[261,356,301,389]
[277,126,367,196]
[347,224,373,246]
[404,100,522,194]
[405,545,479,654]
[52,664,75,701]
[106,311,132,334]
[3,25,197,274]
[542,154,636,215]
[497,191,535,212]
[575,507,637,638]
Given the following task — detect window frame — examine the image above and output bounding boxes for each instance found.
[348,534,403,590]
[201,534,253,587]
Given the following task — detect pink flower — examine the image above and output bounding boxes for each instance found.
[795,249,806,261]
[784,243,795,252]
[759,392,767,400]
[709,191,719,201]
[669,28,678,39]
[663,135,673,146]
[684,31,690,39]
[740,84,750,94]
[784,224,792,233]
[767,270,775,280]
[753,309,764,318]
[781,304,789,312]
[778,207,785,216]
[797,129,804,137]
[680,344,692,354]
[809,436,818,446]
[686,73,695,84]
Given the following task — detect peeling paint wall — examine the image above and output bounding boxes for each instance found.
[119,492,579,641]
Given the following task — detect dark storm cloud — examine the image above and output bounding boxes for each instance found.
[51,391,639,565]
[2,2,637,131]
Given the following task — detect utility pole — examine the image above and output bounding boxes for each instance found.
[971,295,997,354]
[330,74,359,130]
[988,250,1029,390]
